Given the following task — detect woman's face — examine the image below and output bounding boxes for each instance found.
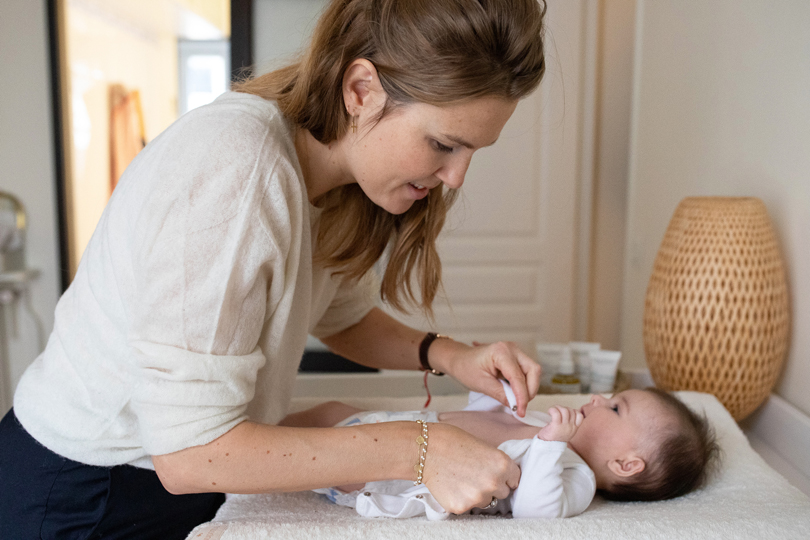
[344,96,517,215]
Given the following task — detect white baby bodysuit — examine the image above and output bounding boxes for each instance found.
[318,382,596,519]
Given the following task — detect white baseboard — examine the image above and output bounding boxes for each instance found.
[745,431,810,497]
[739,393,810,496]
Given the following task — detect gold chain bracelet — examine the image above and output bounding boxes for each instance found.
[414,420,429,485]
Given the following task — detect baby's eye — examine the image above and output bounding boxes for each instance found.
[611,405,619,414]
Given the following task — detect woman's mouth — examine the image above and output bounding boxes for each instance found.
[408,182,430,200]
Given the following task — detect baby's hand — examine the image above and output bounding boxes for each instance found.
[535,406,583,443]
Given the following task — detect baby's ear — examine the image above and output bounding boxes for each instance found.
[608,456,645,479]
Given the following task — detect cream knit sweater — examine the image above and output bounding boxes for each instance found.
[14,92,377,469]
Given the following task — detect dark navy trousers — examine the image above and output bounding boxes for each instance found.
[0,409,224,539]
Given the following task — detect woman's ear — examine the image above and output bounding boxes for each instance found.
[342,59,386,118]
[607,456,646,479]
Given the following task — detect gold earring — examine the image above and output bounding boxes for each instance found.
[351,116,357,134]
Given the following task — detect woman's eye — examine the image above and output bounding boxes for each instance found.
[432,140,454,154]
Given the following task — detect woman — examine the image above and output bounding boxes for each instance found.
[0,0,548,537]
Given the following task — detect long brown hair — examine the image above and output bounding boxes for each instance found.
[235,0,547,314]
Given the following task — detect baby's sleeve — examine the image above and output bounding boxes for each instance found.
[509,439,597,518]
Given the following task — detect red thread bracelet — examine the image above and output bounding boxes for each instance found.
[419,332,450,407]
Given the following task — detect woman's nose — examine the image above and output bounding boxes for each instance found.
[437,155,471,189]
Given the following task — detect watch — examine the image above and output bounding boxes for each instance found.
[419,332,449,376]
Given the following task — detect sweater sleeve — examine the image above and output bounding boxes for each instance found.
[130,342,266,455]
[121,96,303,455]
[509,439,597,518]
[310,271,379,339]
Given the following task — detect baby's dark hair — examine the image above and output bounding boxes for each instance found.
[601,388,720,502]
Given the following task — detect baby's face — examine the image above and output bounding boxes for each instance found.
[569,390,670,482]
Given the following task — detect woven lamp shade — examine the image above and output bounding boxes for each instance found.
[643,197,790,420]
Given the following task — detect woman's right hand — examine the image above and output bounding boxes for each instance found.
[421,423,520,514]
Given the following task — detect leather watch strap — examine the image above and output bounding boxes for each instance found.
[419,332,449,376]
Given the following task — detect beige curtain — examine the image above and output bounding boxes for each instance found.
[109,84,145,193]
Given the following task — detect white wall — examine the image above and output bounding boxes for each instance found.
[0,0,62,413]
[588,0,635,350]
[622,0,810,416]
[253,0,326,75]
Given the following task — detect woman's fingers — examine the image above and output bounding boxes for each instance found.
[485,459,520,505]
[465,375,510,411]
[506,460,521,491]
[521,352,542,400]
[424,423,519,514]
[442,340,540,417]
[488,342,533,416]
[478,484,512,509]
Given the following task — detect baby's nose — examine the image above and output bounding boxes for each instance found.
[590,394,607,406]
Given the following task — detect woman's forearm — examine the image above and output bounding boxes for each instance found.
[154,409,522,515]
[322,307,540,417]
[320,307,470,373]
[153,419,423,495]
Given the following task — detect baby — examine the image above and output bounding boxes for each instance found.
[281,383,718,519]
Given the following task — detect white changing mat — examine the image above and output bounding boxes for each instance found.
[186,392,810,540]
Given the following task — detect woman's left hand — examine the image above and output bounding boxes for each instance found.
[431,339,541,417]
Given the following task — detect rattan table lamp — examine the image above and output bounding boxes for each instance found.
[643,197,790,420]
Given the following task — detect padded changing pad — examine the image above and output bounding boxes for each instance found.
[187,392,810,540]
